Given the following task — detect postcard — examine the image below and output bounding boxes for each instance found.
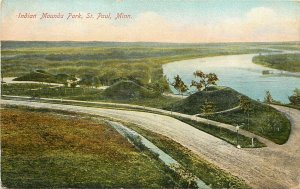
[1,0,300,188]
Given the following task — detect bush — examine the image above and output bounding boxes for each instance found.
[289,88,300,105]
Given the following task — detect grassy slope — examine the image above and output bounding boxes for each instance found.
[103,80,158,100]
[2,83,180,108]
[206,103,291,144]
[1,108,179,188]
[13,70,56,82]
[2,83,291,144]
[166,87,291,144]
[165,87,240,114]
[252,53,300,72]
[125,123,251,189]
[175,116,265,148]
[13,70,71,84]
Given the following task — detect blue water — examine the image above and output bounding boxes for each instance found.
[163,53,300,103]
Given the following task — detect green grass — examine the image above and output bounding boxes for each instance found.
[103,80,158,100]
[1,94,266,149]
[165,87,240,115]
[252,53,300,72]
[2,82,289,144]
[1,83,180,109]
[124,123,251,189]
[1,83,46,90]
[1,108,181,188]
[271,102,300,110]
[2,106,250,189]
[174,116,265,148]
[163,86,291,145]
[1,41,275,86]
[13,70,71,84]
[3,94,267,149]
[264,44,300,51]
[206,104,291,144]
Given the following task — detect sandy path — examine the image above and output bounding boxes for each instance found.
[1,100,299,189]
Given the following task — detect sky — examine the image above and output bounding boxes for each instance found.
[1,0,300,43]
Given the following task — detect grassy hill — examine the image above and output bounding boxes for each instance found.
[165,86,291,144]
[1,107,180,188]
[13,70,70,84]
[165,87,240,115]
[103,80,158,100]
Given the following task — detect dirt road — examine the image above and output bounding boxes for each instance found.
[2,95,274,146]
[1,100,299,189]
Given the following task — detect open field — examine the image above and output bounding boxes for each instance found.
[4,41,297,79]
[1,41,276,82]
[1,107,180,188]
[258,43,300,51]
[252,53,300,72]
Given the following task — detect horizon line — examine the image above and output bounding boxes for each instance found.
[2,40,300,45]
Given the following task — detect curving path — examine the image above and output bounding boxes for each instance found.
[1,95,275,146]
[1,99,300,189]
[1,77,64,86]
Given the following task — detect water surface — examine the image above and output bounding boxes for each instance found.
[163,53,300,103]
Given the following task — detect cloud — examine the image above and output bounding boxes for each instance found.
[1,7,299,42]
[180,7,300,42]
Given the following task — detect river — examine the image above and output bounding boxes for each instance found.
[163,52,300,103]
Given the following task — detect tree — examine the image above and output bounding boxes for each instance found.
[179,81,188,97]
[172,75,181,93]
[147,76,170,94]
[289,88,300,105]
[264,91,273,104]
[79,74,94,88]
[70,82,77,88]
[239,96,253,127]
[190,70,218,91]
[201,100,215,115]
[93,77,102,88]
[160,75,171,93]
[64,75,77,93]
[172,75,188,97]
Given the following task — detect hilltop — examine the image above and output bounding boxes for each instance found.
[13,70,72,84]
[165,87,241,115]
[103,80,158,100]
[164,86,291,144]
